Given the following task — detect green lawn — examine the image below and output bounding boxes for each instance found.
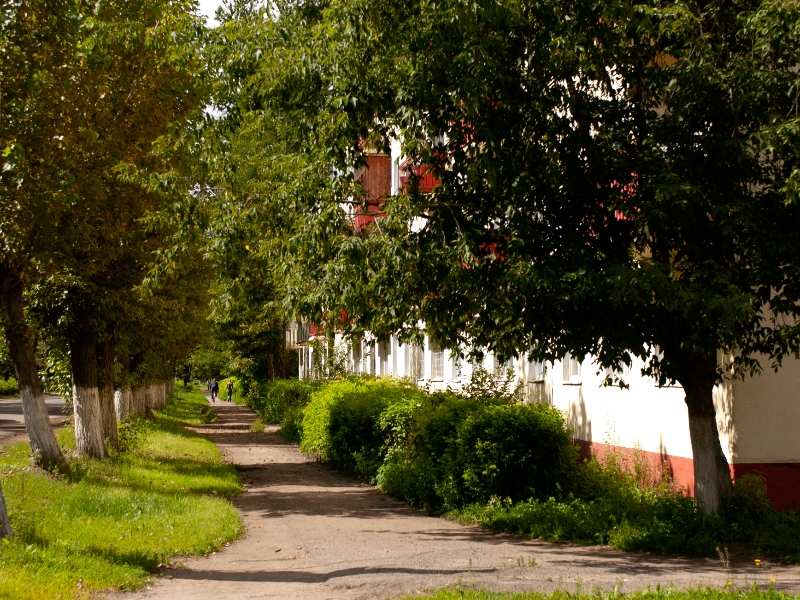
[0,385,242,600]
[406,589,798,600]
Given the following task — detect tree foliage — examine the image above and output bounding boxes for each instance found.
[211,0,800,512]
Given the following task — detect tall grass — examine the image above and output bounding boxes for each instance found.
[0,385,242,600]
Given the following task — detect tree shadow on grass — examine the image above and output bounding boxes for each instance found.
[80,453,241,496]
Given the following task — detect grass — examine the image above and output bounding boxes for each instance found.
[0,384,242,600]
[404,589,800,600]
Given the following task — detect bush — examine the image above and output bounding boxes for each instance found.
[450,465,800,560]
[377,393,578,511]
[247,378,324,442]
[0,377,19,397]
[298,379,577,510]
[301,378,425,479]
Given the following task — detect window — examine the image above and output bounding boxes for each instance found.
[562,353,582,383]
[451,352,462,381]
[528,360,545,382]
[604,361,630,380]
[431,349,444,380]
[415,344,425,380]
[352,341,362,374]
[379,342,390,375]
[495,356,514,379]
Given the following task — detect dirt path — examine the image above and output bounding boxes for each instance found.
[118,397,800,600]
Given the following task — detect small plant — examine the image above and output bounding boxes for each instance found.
[117,415,149,452]
[249,417,265,433]
[0,377,19,398]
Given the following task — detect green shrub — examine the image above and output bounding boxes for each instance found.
[377,393,577,512]
[298,380,577,509]
[218,376,246,404]
[0,377,19,397]
[407,588,799,600]
[247,378,324,442]
[301,378,426,480]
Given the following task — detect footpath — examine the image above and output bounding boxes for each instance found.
[118,396,800,600]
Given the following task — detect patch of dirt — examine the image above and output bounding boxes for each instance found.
[112,397,800,600]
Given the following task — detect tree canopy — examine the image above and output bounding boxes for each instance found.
[209,0,800,512]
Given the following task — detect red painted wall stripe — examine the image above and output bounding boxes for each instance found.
[574,439,800,512]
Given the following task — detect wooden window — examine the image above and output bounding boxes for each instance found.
[451,352,462,381]
[562,353,582,382]
[352,340,362,374]
[431,349,444,380]
[495,356,514,379]
[415,344,425,380]
[379,342,390,376]
[528,360,545,382]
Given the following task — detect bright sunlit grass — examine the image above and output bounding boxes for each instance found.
[0,385,242,600]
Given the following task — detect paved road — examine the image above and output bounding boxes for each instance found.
[0,395,68,443]
[116,399,800,600]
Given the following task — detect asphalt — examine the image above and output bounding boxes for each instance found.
[0,394,69,443]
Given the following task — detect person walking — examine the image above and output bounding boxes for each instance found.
[210,378,219,402]
[226,379,233,402]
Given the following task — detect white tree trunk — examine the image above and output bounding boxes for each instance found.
[70,336,108,459]
[114,388,132,422]
[98,340,117,449]
[0,482,12,539]
[72,382,108,458]
[131,386,147,416]
[687,412,733,514]
[0,266,63,469]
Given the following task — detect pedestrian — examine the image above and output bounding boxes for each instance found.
[210,378,219,402]
[226,379,233,402]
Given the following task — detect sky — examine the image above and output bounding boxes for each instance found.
[197,0,223,26]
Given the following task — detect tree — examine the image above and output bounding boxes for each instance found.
[0,0,83,469]
[181,0,302,388]
[231,0,800,513]
[3,0,205,458]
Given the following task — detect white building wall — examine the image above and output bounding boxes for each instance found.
[304,331,800,467]
[729,355,800,464]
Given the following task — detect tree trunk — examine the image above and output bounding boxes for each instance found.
[70,335,108,458]
[114,388,127,422]
[98,339,118,450]
[0,482,12,539]
[680,355,733,514]
[0,265,63,470]
[131,385,147,415]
